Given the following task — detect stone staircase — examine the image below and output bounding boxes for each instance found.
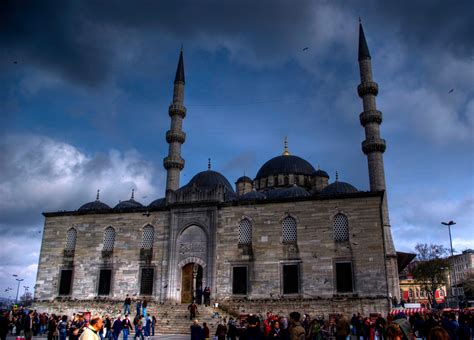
[148,304,232,335]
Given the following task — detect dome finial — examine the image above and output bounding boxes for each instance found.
[335,171,339,181]
[96,189,100,201]
[283,136,290,156]
[208,158,211,170]
[131,189,135,200]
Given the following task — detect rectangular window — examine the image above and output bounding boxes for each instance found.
[98,269,112,295]
[232,266,248,295]
[58,269,72,296]
[283,264,299,294]
[335,262,353,293]
[140,267,154,295]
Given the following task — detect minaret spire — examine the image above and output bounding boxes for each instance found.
[164,50,187,195]
[358,21,371,62]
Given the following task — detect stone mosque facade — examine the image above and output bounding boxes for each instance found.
[35,24,400,314]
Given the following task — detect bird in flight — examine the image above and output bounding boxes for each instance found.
[302,47,309,51]
[448,89,454,93]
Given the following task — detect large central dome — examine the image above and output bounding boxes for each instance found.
[255,155,316,179]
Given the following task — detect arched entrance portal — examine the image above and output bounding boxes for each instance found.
[181,263,203,303]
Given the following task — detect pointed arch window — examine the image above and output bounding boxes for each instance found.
[282,216,297,243]
[65,228,77,251]
[103,227,116,251]
[333,213,349,242]
[238,218,252,245]
[141,225,154,249]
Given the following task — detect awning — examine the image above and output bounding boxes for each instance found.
[390,308,428,316]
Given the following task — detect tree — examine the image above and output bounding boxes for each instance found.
[411,243,449,306]
[20,291,33,306]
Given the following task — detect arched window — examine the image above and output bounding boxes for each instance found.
[141,225,154,249]
[65,228,77,251]
[284,176,289,186]
[333,213,349,241]
[238,219,252,245]
[409,288,413,299]
[274,176,279,187]
[282,216,297,243]
[416,288,420,298]
[103,227,116,251]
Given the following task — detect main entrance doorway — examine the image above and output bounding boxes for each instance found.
[181,263,203,303]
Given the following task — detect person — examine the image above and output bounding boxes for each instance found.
[48,314,58,340]
[289,312,305,340]
[227,318,237,340]
[124,295,132,316]
[23,311,34,340]
[142,299,148,318]
[58,316,68,340]
[136,300,142,317]
[79,314,103,340]
[245,314,262,340]
[309,319,321,340]
[112,316,122,340]
[144,315,151,339]
[191,320,203,340]
[203,287,211,307]
[269,320,282,340]
[122,315,132,340]
[203,322,210,340]
[151,316,156,336]
[428,327,449,340]
[134,315,144,340]
[103,315,111,340]
[0,311,9,340]
[216,321,228,340]
[386,323,403,340]
[196,287,203,305]
[188,302,198,320]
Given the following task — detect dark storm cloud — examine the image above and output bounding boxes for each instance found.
[2,1,471,87]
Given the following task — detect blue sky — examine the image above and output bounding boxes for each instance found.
[0,1,473,299]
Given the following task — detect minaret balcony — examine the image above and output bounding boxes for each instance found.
[163,156,185,170]
[168,104,186,118]
[357,81,379,97]
[166,130,186,144]
[360,110,383,126]
[362,137,386,154]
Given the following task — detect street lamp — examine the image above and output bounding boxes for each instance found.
[12,275,24,304]
[441,220,457,306]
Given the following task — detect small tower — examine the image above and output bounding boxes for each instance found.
[164,49,186,194]
[357,21,400,302]
[235,175,253,196]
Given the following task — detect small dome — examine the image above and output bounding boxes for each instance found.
[282,185,311,198]
[78,190,111,211]
[114,199,143,209]
[240,190,266,201]
[78,200,111,211]
[312,169,329,178]
[236,176,252,184]
[321,181,358,196]
[148,197,166,208]
[182,170,234,193]
[256,155,315,179]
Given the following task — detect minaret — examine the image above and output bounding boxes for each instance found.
[357,22,400,302]
[357,22,386,192]
[163,49,186,194]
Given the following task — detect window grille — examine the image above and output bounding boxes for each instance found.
[409,288,413,298]
[103,227,115,251]
[333,214,349,241]
[282,216,297,243]
[141,225,154,249]
[65,228,77,251]
[238,219,252,244]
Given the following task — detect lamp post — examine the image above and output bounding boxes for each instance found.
[12,275,24,304]
[441,220,457,306]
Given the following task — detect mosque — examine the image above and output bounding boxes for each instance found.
[35,23,400,314]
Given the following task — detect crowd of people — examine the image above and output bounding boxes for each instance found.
[189,309,474,340]
[0,304,157,340]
